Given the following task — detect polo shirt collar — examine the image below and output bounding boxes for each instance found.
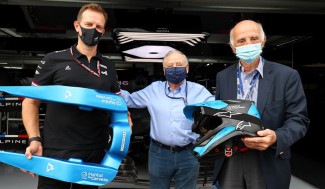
[71,44,102,60]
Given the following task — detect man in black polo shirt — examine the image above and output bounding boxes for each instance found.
[21,3,121,189]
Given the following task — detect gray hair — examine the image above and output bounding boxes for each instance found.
[162,50,189,66]
[229,21,265,46]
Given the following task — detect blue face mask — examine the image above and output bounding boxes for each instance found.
[165,67,187,84]
[235,43,262,64]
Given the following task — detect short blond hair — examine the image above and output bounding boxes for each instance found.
[77,3,108,25]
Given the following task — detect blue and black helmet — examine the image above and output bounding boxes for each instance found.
[183,99,264,158]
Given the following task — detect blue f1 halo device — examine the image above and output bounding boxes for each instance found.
[183,99,263,158]
[0,85,131,186]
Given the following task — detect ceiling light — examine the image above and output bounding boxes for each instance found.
[0,28,22,38]
[116,32,208,46]
[123,45,176,59]
[112,28,210,63]
[124,56,163,63]
[3,66,23,69]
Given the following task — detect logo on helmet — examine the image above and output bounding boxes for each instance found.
[236,121,252,130]
[213,111,241,118]
[225,105,245,111]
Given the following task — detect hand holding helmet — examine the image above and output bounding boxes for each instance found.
[184,99,264,158]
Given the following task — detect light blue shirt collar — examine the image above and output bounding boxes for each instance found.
[238,56,264,78]
[166,80,187,96]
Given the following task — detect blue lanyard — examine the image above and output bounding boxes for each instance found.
[237,65,260,101]
[165,81,188,105]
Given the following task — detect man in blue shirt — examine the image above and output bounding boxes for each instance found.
[121,50,214,189]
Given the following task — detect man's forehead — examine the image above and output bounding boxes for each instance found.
[166,59,183,63]
[234,26,260,37]
[237,33,260,39]
[81,9,105,23]
[165,59,185,65]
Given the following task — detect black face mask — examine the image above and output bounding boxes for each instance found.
[79,26,103,46]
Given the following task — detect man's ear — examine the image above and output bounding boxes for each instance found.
[261,36,267,48]
[74,21,80,33]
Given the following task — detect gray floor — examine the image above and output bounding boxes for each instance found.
[0,163,319,189]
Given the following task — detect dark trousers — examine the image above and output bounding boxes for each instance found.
[218,150,266,189]
[38,148,105,189]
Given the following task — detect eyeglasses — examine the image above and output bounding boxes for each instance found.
[164,82,188,105]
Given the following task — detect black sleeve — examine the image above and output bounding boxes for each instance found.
[107,61,121,93]
[32,54,57,86]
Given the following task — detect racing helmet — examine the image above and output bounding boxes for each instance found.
[183,99,264,158]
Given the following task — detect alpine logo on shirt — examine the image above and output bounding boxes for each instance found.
[100,64,107,69]
[36,60,45,74]
[100,64,108,76]
[65,66,71,71]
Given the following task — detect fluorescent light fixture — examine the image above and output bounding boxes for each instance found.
[3,66,23,69]
[116,32,208,46]
[0,28,22,38]
[124,56,163,63]
[0,62,8,65]
[112,28,210,63]
[123,45,176,59]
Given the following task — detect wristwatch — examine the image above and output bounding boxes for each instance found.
[28,136,42,145]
